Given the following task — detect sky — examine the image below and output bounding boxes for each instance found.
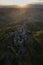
[0,0,43,5]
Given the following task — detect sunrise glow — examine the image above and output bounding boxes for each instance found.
[12,0,39,6]
[0,0,43,6]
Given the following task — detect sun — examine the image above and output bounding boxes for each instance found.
[14,0,36,6]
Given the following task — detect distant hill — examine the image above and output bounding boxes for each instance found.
[0,4,43,8]
[0,4,43,31]
[0,5,21,8]
[26,4,43,8]
[32,4,43,8]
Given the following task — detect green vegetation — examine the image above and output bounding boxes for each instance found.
[32,31,43,44]
[0,26,43,65]
[0,6,43,65]
[0,25,43,42]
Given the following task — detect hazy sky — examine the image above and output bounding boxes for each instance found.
[0,0,43,5]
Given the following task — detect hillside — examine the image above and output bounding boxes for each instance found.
[0,4,43,30]
[0,4,43,65]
